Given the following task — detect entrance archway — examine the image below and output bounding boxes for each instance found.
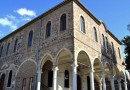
[120,71,125,90]
[41,60,53,89]
[77,75,81,90]
[104,63,111,90]
[0,74,5,90]
[56,48,72,90]
[93,58,102,90]
[113,67,119,90]
[77,51,91,90]
[15,60,36,90]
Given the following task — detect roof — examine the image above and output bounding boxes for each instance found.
[107,30,122,45]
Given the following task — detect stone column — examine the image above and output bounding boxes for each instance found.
[99,80,103,90]
[36,70,42,90]
[110,75,115,90]
[124,80,128,90]
[52,66,59,90]
[102,70,106,90]
[71,64,78,90]
[90,69,95,90]
[118,79,122,90]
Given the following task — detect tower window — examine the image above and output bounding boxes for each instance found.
[60,14,66,31]
[80,16,85,33]
[28,31,33,47]
[102,34,105,47]
[7,70,13,87]
[94,27,98,42]
[6,43,10,55]
[46,21,51,38]
[0,46,3,57]
[14,39,18,52]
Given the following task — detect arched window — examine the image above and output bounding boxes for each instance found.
[102,34,105,47]
[64,70,69,88]
[0,46,3,57]
[60,14,66,31]
[80,16,85,33]
[7,70,13,87]
[6,43,10,55]
[105,37,108,50]
[14,39,18,52]
[94,27,98,42]
[28,31,33,47]
[111,42,114,54]
[48,70,53,87]
[118,47,121,59]
[46,21,51,38]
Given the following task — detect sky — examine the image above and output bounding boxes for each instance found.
[0,0,130,55]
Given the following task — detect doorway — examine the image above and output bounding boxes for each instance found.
[77,75,81,90]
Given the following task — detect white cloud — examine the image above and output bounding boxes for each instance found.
[16,8,36,17]
[0,18,17,31]
[6,14,16,20]
[0,8,37,33]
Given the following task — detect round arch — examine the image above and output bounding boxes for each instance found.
[77,50,92,68]
[39,53,54,70]
[15,59,37,90]
[15,59,37,77]
[120,70,125,80]
[55,48,73,65]
[93,58,103,69]
[120,70,126,90]
[93,58,103,90]
[41,60,53,88]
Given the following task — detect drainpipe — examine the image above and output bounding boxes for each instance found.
[34,18,42,90]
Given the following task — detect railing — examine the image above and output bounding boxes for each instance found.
[41,83,51,90]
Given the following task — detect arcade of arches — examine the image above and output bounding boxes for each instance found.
[0,50,128,90]
[36,49,128,90]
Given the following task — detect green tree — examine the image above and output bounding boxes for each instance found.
[122,34,130,70]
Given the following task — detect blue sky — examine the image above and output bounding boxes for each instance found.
[0,0,130,55]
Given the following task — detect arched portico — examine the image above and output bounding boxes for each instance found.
[104,63,112,90]
[113,67,120,90]
[77,50,94,90]
[15,60,36,90]
[93,58,103,90]
[120,71,127,90]
[39,54,54,90]
[41,60,53,89]
[55,48,73,90]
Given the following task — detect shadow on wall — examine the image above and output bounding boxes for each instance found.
[101,41,117,67]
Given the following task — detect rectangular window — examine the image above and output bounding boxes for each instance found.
[22,78,26,90]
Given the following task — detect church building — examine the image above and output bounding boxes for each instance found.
[0,0,128,90]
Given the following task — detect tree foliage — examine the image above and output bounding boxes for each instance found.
[122,35,130,70]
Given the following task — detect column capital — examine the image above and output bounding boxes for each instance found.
[71,63,78,68]
[89,69,95,73]
[124,81,127,84]
[52,66,59,71]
